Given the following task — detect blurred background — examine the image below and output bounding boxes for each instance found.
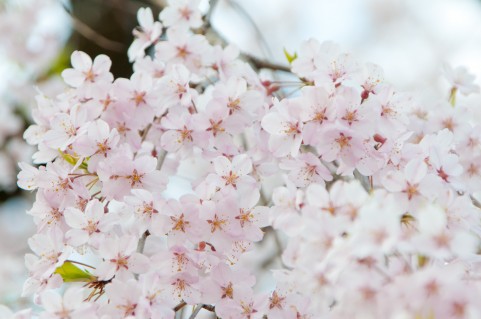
[2,0,481,310]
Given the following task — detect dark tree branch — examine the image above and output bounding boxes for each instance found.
[62,4,126,52]
[243,53,292,73]
[173,301,187,312]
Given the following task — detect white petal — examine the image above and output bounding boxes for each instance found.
[213,156,232,176]
[71,51,92,71]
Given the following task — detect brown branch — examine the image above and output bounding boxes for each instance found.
[174,301,187,312]
[202,304,215,312]
[243,54,292,73]
[62,4,125,52]
[70,16,126,52]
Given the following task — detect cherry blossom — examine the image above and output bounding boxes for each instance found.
[128,7,163,62]
[95,235,150,280]
[61,51,113,88]
[443,63,480,96]
[13,2,481,318]
[159,0,203,30]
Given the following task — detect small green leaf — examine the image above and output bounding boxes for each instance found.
[449,87,457,107]
[283,48,298,64]
[59,150,77,166]
[54,261,96,283]
[79,162,89,170]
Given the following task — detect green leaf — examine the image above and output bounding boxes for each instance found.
[54,261,96,283]
[59,150,89,170]
[449,87,457,107]
[59,150,77,166]
[79,160,89,170]
[283,48,298,64]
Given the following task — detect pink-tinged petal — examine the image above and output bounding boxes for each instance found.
[43,130,69,149]
[92,54,112,74]
[191,113,211,130]
[87,199,105,219]
[71,50,92,71]
[143,171,167,193]
[95,261,116,281]
[74,135,96,156]
[236,177,259,205]
[232,154,252,176]
[261,113,287,135]
[418,205,446,234]
[88,119,110,141]
[101,179,130,201]
[404,159,427,184]
[381,171,405,193]
[128,39,147,62]
[132,72,152,92]
[214,156,232,176]
[119,236,138,255]
[40,290,62,313]
[17,162,39,191]
[252,206,270,228]
[161,130,184,152]
[66,229,89,247]
[23,124,47,145]
[64,208,87,229]
[138,7,154,29]
[61,69,85,87]
[113,78,132,99]
[63,287,84,310]
[128,253,150,274]
[135,156,157,173]
[267,135,293,157]
[306,183,330,207]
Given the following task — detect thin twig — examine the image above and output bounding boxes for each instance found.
[174,301,187,312]
[202,305,216,312]
[243,53,291,73]
[66,259,96,269]
[204,0,219,28]
[62,5,125,52]
[156,149,167,170]
[136,230,150,254]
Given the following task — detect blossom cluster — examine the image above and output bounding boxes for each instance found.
[0,0,67,311]
[8,0,481,318]
[0,0,67,191]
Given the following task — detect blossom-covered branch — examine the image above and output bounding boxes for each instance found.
[8,0,481,318]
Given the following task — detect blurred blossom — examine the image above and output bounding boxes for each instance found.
[0,0,70,309]
[0,0,69,191]
[0,198,34,308]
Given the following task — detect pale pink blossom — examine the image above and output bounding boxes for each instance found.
[160,0,203,29]
[128,7,163,62]
[261,98,304,157]
[62,51,113,88]
[95,235,150,280]
[39,287,96,319]
[443,63,480,95]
